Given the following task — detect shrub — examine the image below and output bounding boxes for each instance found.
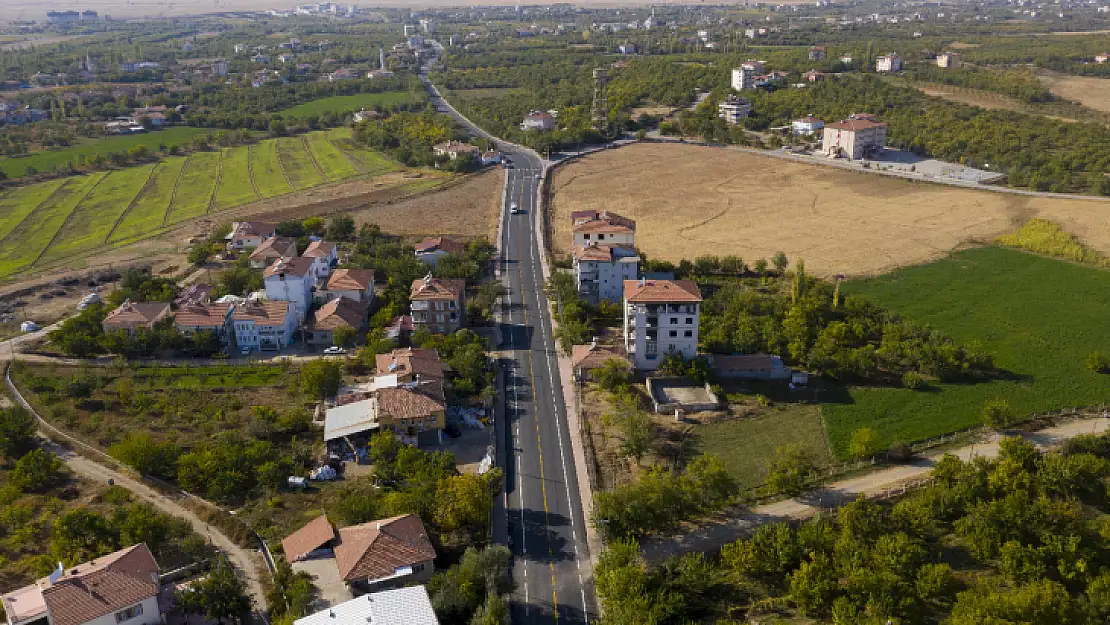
[887,441,913,463]
[982,398,1014,429]
[848,428,880,461]
[901,370,926,389]
[1087,351,1110,374]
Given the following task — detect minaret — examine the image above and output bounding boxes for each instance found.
[379,46,385,70]
[85,51,95,73]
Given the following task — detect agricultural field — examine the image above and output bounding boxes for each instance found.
[0,127,211,180]
[829,246,1110,456]
[1039,71,1110,113]
[550,143,1110,277]
[0,129,402,280]
[278,90,422,118]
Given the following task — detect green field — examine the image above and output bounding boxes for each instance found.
[0,130,403,280]
[827,246,1110,457]
[0,127,210,180]
[279,91,422,118]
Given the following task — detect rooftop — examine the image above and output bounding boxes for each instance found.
[174,302,234,327]
[326,268,374,292]
[264,256,316,279]
[334,515,436,583]
[571,343,629,370]
[249,236,298,261]
[103,300,170,326]
[825,118,887,131]
[415,236,466,255]
[303,240,337,258]
[228,221,276,240]
[410,276,464,301]
[230,301,293,324]
[623,279,702,304]
[294,586,439,625]
[282,514,338,562]
[313,298,367,331]
[375,348,444,379]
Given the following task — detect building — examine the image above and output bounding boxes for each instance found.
[574,244,639,305]
[432,141,480,161]
[102,301,171,335]
[308,297,367,346]
[802,70,826,82]
[808,45,826,61]
[323,269,375,303]
[822,114,888,159]
[325,380,446,447]
[227,221,277,250]
[936,52,960,68]
[480,150,502,166]
[251,54,270,64]
[571,211,635,248]
[520,111,556,131]
[710,353,792,380]
[840,54,854,66]
[175,283,212,306]
[302,240,338,284]
[875,53,902,72]
[414,236,466,266]
[294,587,439,625]
[264,257,316,321]
[623,279,702,370]
[618,43,637,54]
[249,236,298,269]
[375,348,444,383]
[231,301,298,352]
[174,302,235,344]
[282,514,436,591]
[410,276,464,334]
[731,65,755,91]
[717,95,751,125]
[1,544,161,625]
[571,342,630,379]
[1097,53,1110,64]
[328,68,360,82]
[792,116,825,136]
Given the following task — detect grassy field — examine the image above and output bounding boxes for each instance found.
[213,146,260,209]
[328,127,399,176]
[0,174,106,276]
[0,179,66,242]
[276,137,325,189]
[0,127,210,180]
[827,246,1110,456]
[1039,71,1110,113]
[250,140,294,198]
[108,158,186,244]
[165,151,220,224]
[279,91,421,118]
[304,132,359,180]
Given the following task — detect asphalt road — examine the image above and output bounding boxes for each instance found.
[422,50,596,624]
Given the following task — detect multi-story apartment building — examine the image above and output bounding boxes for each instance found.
[571,210,636,248]
[875,53,902,72]
[822,114,888,160]
[717,95,751,125]
[231,301,298,352]
[409,276,465,334]
[302,240,338,284]
[574,244,639,305]
[264,257,316,322]
[623,279,702,370]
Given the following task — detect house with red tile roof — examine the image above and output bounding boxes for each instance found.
[249,236,298,269]
[302,240,339,284]
[623,279,702,369]
[821,114,887,160]
[308,297,367,346]
[264,257,316,322]
[571,212,636,249]
[322,269,375,303]
[573,243,639,305]
[409,276,464,334]
[102,301,171,335]
[375,347,444,383]
[414,236,466,266]
[173,302,235,344]
[226,221,277,250]
[231,301,297,352]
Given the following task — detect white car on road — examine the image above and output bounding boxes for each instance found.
[510,203,523,214]
[324,346,347,355]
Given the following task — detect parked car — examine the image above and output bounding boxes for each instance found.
[324,346,347,355]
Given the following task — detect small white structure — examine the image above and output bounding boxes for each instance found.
[520,111,556,131]
[571,210,636,248]
[1097,53,1110,64]
[623,279,702,370]
[264,257,316,322]
[718,95,751,125]
[936,52,960,68]
[293,572,438,625]
[876,53,902,72]
[618,43,637,54]
[792,115,825,136]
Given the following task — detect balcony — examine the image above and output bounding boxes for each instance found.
[411,301,430,311]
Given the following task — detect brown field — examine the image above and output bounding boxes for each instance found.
[550,143,1110,277]
[1039,72,1110,113]
[920,86,1026,113]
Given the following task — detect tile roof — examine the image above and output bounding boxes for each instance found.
[313,298,366,331]
[103,301,170,327]
[249,236,298,261]
[573,219,635,235]
[231,221,276,239]
[410,276,464,301]
[569,210,636,229]
[825,118,887,131]
[230,301,293,324]
[711,353,780,372]
[40,544,159,625]
[375,348,444,379]
[294,586,439,625]
[623,279,702,303]
[415,236,466,255]
[174,303,234,328]
[303,240,337,258]
[571,343,629,370]
[282,514,338,562]
[334,515,436,583]
[326,268,375,292]
[433,140,479,154]
[174,283,212,306]
[375,385,445,421]
[574,244,613,262]
[264,256,315,278]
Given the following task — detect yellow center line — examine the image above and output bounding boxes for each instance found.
[515,170,558,620]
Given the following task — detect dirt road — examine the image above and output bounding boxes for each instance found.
[643,415,1110,561]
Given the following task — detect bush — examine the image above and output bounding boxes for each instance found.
[887,441,913,463]
[848,428,879,461]
[901,370,927,389]
[982,398,1014,429]
[766,446,816,496]
[12,449,66,492]
[1087,351,1110,374]
[0,407,38,460]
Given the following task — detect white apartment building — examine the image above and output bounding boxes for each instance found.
[792,116,825,136]
[571,211,636,248]
[822,114,887,159]
[302,240,338,284]
[718,95,751,125]
[264,257,316,322]
[574,244,640,305]
[731,65,755,91]
[231,301,298,352]
[875,53,902,72]
[936,52,960,68]
[623,279,702,370]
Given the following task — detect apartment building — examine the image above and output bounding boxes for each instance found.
[248,236,298,270]
[875,53,902,72]
[302,240,339,284]
[231,301,298,352]
[717,95,751,125]
[574,244,639,305]
[571,210,636,248]
[409,276,465,334]
[822,114,888,159]
[623,279,702,370]
[264,257,316,322]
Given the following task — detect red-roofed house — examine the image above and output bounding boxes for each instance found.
[102,301,171,335]
[322,269,375,303]
[249,236,298,269]
[414,237,466,266]
[821,114,887,159]
[302,240,339,284]
[308,297,367,346]
[264,257,316,321]
[573,243,639,304]
[410,276,464,334]
[623,279,702,369]
[226,221,277,250]
[173,302,235,343]
[572,212,635,248]
[231,301,298,352]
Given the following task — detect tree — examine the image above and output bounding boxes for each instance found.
[772,251,789,275]
[765,446,815,496]
[51,509,118,563]
[267,560,314,619]
[178,557,251,625]
[982,398,1014,429]
[108,432,181,480]
[1087,350,1110,373]
[332,325,357,348]
[0,406,38,460]
[849,427,880,461]
[596,358,633,393]
[300,359,343,400]
[12,448,65,492]
[326,215,356,241]
[468,593,510,625]
[619,410,653,465]
[947,579,1081,625]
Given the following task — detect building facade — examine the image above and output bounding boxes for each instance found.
[717,95,751,125]
[574,244,639,305]
[302,240,338,284]
[231,301,298,352]
[410,276,464,334]
[821,115,888,159]
[792,116,825,136]
[875,54,902,72]
[264,257,316,321]
[571,212,636,248]
[623,279,702,370]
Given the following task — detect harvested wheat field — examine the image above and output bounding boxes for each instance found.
[550,143,1110,277]
[348,168,502,241]
[1039,72,1110,113]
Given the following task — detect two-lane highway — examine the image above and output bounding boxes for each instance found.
[421,49,595,624]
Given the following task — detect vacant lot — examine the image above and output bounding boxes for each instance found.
[1040,72,1110,113]
[828,246,1110,457]
[550,143,1110,277]
[347,168,503,240]
[279,91,422,118]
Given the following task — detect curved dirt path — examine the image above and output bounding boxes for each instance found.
[643,415,1110,561]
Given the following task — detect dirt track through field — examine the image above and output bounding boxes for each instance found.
[550,143,1110,277]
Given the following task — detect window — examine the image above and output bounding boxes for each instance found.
[598,234,605,240]
[670,317,678,324]
[686,318,693,325]
[413,563,426,573]
[669,330,677,338]
[583,234,591,240]
[115,604,143,623]
[647,354,657,360]
[684,330,693,338]
[449,300,456,309]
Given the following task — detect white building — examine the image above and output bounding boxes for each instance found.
[1097,53,1110,64]
[231,301,298,352]
[840,54,854,65]
[264,257,316,322]
[295,587,439,625]
[1,544,162,625]
[936,52,960,68]
[575,244,640,305]
[520,111,556,131]
[571,210,636,248]
[618,43,637,54]
[302,240,338,284]
[623,279,702,370]
[822,114,888,159]
[718,95,751,125]
[792,115,825,136]
[731,65,755,91]
[876,53,902,72]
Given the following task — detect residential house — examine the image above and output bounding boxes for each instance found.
[323,269,375,303]
[803,70,826,82]
[571,211,635,248]
[375,347,444,382]
[574,243,639,305]
[839,54,854,65]
[384,315,414,340]
[278,54,295,64]
[353,109,380,122]
[618,43,637,54]
[226,221,277,250]
[520,111,556,131]
[623,279,702,370]
[875,53,902,72]
[432,141,479,161]
[1097,53,1110,64]
[936,52,960,68]
[792,116,825,136]
[822,114,888,159]
[264,257,316,321]
[174,302,235,344]
[730,61,765,90]
[327,68,360,82]
[249,236,298,269]
[251,54,270,64]
[294,587,439,625]
[231,301,298,352]
[174,283,212,306]
[480,150,502,166]
[808,45,826,61]
[302,240,339,284]
[325,380,446,447]
[410,276,464,334]
[710,353,792,380]
[307,297,367,346]
[571,342,630,379]
[1,544,162,625]
[102,300,171,335]
[717,95,751,125]
[282,514,436,592]
[414,236,466,266]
